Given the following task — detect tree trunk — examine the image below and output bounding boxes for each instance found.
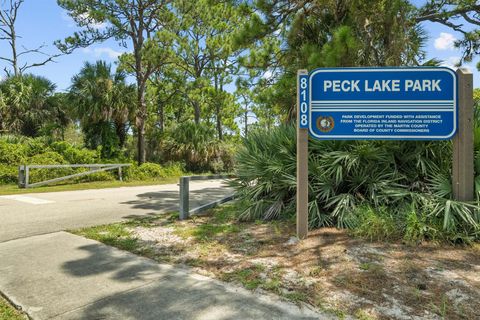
[136,82,147,165]
[115,121,127,148]
[157,96,164,132]
[11,25,18,76]
[193,101,200,124]
[215,77,223,140]
[216,103,222,140]
[244,107,248,137]
[137,119,146,164]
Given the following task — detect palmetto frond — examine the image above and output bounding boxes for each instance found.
[233,125,480,242]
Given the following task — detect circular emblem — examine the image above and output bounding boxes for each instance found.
[316,116,335,132]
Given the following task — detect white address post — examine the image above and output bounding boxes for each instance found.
[297,69,309,239]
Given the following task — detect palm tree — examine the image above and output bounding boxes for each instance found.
[165,122,220,172]
[69,61,135,156]
[0,74,63,137]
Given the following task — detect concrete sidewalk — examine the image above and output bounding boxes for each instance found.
[0,232,330,320]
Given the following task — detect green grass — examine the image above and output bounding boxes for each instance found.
[0,295,26,320]
[174,223,241,241]
[0,177,179,195]
[354,309,376,320]
[71,204,309,308]
[71,213,175,253]
[221,264,290,296]
[173,204,242,241]
[72,223,140,251]
[222,264,266,290]
[281,291,309,303]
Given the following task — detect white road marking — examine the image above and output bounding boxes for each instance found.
[0,195,55,205]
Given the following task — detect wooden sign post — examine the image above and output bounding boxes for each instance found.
[453,68,474,201]
[297,70,309,239]
[296,67,470,240]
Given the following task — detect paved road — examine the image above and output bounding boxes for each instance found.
[0,180,231,242]
[0,182,331,319]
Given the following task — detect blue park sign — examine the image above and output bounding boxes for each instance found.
[298,67,458,140]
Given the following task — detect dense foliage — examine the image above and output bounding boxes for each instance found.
[69,61,135,158]
[233,125,480,243]
[228,0,480,243]
[0,75,69,138]
[0,0,479,243]
[0,135,183,185]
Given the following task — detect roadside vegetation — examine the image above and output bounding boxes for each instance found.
[0,135,185,188]
[230,90,480,243]
[0,295,27,320]
[73,203,480,320]
[1,0,480,319]
[0,0,479,195]
[233,125,480,243]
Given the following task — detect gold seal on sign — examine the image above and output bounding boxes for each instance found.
[317,116,335,132]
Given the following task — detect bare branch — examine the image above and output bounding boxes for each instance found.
[460,12,480,27]
[20,54,61,73]
[0,56,14,63]
[416,6,480,23]
[17,44,49,57]
[415,2,480,63]
[0,0,61,76]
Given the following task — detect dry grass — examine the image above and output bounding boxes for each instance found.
[73,203,480,320]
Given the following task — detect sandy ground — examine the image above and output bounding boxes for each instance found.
[128,214,480,320]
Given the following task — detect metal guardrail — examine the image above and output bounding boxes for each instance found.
[18,164,131,188]
[179,175,235,220]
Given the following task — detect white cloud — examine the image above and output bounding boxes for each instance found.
[94,48,124,59]
[434,32,457,50]
[441,56,461,69]
[439,57,477,74]
[79,13,108,30]
[262,70,273,79]
[61,11,107,30]
[83,47,126,59]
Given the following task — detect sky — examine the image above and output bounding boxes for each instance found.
[0,0,478,91]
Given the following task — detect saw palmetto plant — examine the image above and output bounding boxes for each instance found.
[233,125,480,243]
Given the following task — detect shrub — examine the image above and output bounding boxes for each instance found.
[74,169,115,182]
[161,162,184,177]
[233,125,480,243]
[24,137,51,157]
[82,121,121,159]
[163,123,235,173]
[124,162,184,181]
[28,151,66,165]
[0,140,27,165]
[0,134,186,186]
[352,206,399,241]
[51,141,100,164]
[233,125,297,221]
[28,151,71,183]
[0,134,30,144]
[0,165,17,184]
[403,207,440,244]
